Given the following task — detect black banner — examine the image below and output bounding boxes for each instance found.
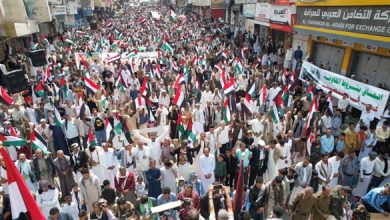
[296,6,390,37]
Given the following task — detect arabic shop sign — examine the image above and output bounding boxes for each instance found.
[296,6,390,37]
[299,61,389,118]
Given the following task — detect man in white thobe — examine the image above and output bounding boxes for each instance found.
[101,143,117,184]
[353,152,377,197]
[289,158,312,205]
[199,147,215,193]
[315,154,333,192]
[192,104,205,135]
[200,87,213,110]
[85,145,105,182]
[277,141,291,170]
[132,141,151,178]
[357,104,375,128]
[328,152,343,188]
[134,128,168,168]
[160,161,179,195]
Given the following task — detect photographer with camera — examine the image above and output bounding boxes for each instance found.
[177,184,200,219]
[89,199,116,220]
[208,184,234,220]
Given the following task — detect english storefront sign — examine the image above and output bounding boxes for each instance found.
[296,6,390,37]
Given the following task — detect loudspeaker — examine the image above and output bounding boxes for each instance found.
[90,22,97,30]
[29,49,47,67]
[1,69,29,94]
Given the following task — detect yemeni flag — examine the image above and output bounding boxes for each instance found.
[105,118,113,141]
[307,86,314,102]
[84,77,100,94]
[192,55,198,66]
[186,118,197,144]
[0,133,26,146]
[173,86,185,107]
[0,86,14,105]
[87,128,97,147]
[106,53,121,63]
[233,159,245,215]
[273,91,284,116]
[34,82,45,97]
[282,68,287,84]
[303,96,318,136]
[220,70,227,88]
[244,93,254,114]
[54,107,62,127]
[247,82,256,97]
[162,42,174,53]
[177,112,185,140]
[140,76,149,96]
[169,9,177,22]
[235,58,244,75]
[224,97,231,123]
[270,101,280,124]
[30,129,48,154]
[224,78,235,95]
[174,74,185,88]
[0,147,45,219]
[154,64,161,79]
[306,132,315,156]
[259,85,267,106]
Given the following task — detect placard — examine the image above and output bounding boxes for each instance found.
[51,5,67,15]
[299,61,389,118]
[296,6,390,37]
[255,3,270,22]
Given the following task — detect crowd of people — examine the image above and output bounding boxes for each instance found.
[0,3,389,220]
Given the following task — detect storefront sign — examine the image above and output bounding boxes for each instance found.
[2,0,28,23]
[51,5,67,15]
[211,0,224,9]
[270,4,296,32]
[243,4,256,17]
[48,0,63,4]
[234,0,257,4]
[296,6,390,37]
[299,61,389,117]
[192,0,211,6]
[67,0,78,15]
[255,3,270,22]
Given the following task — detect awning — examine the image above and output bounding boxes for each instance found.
[246,19,270,27]
[294,25,390,48]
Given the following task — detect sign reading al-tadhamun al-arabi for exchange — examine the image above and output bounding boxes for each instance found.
[296,6,390,37]
[299,61,390,118]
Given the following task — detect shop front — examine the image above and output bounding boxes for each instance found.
[269,2,296,49]
[295,0,390,88]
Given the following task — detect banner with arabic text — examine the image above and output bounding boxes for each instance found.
[299,61,389,118]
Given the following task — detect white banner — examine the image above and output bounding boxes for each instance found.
[299,61,389,118]
[243,4,256,17]
[51,5,67,15]
[255,3,270,22]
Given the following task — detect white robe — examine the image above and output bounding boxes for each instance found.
[328,156,341,188]
[199,154,215,193]
[264,148,278,183]
[134,130,168,168]
[353,157,375,197]
[277,145,291,170]
[36,188,60,217]
[86,147,105,182]
[101,148,117,184]
[192,109,205,135]
[160,165,179,195]
[132,146,151,173]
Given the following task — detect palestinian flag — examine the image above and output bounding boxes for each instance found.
[79,53,90,70]
[198,56,206,66]
[186,118,197,144]
[173,86,185,107]
[127,50,138,58]
[114,115,122,135]
[193,80,201,97]
[110,41,120,50]
[54,107,62,127]
[224,78,235,95]
[169,9,176,22]
[154,64,161,79]
[105,118,113,141]
[135,97,146,109]
[87,128,97,147]
[34,82,45,97]
[270,101,280,124]
[177,111,185,139]
[303,96,318,136]
[274,91,284,116]
[244,93,254,114]
[307,86,314,102]
[162,42,174,53]
[84,77,100,94]
[224,97,231,123]
[174,74,185,88]
[183,65,191,83]
[101,95,107,110]
[65,39,74,45]
[0,133,26,146]
[235,58,244,75]
[247,82,256,97]
[307,132,315,156]
[0,148,46,220]
[137,46,147,51]
[41,35,49,46]
[259,85,267,106]
[140,76,149,96]
[30,129,48,154]
[0,86,14,105]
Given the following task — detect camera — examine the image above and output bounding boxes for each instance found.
[183,198,193,208]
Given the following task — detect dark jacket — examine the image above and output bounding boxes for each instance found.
[32,155,56,182]
[225,154,238,174]
[249,185,268,218]
[70,150,89,173]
